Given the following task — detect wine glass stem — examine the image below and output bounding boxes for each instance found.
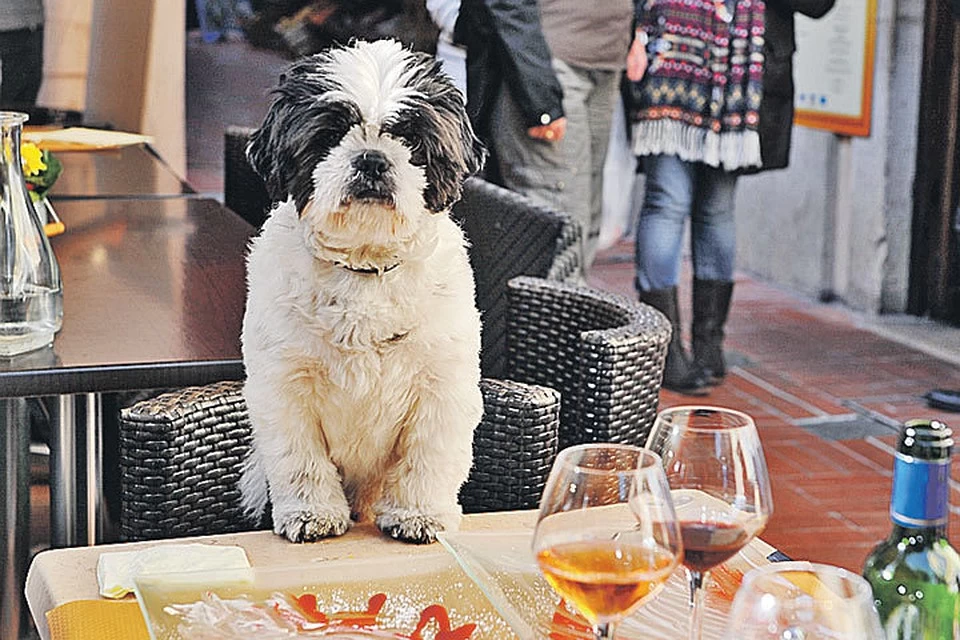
[594,622,616,640]
[687,570,707,640]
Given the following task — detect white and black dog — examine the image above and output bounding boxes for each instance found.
[239,39,486,544]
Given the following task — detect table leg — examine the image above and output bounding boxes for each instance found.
[50,393,108,547]
[49,396,77,547]
[0,398,29,639]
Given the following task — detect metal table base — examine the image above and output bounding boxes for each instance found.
[2,393,108,639]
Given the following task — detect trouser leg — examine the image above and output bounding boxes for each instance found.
[635,155,707,394]
[690,165,738,382]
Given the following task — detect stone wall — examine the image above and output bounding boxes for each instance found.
[734,0,924,314]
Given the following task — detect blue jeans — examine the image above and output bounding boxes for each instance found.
[634,154,739,291]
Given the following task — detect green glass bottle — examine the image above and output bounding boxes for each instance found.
[863,419,960,639]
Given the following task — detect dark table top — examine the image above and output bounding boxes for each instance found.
[0,198,253,398]
[46,144,195,200]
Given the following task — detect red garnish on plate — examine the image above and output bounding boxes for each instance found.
[287,592,477,638]
[293,593,330,624]
[409,604,477,640]
[548,599,593,640]
[330,593,387,628]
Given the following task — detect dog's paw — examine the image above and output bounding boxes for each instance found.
[273,508,351,543]
[375,510,447,545]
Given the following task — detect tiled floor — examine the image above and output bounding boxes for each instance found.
[590,242,960,570]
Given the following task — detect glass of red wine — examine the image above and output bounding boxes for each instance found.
[645,406,773,640]
[532,443,684,640]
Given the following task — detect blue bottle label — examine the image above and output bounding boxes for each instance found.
[890,453,950,527]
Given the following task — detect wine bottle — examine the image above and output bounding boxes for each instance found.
[863,419,960,639]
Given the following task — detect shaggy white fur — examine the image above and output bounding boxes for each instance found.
[240,40,484,544]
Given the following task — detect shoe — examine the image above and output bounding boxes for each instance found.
[925,389,960,412]
[640,287,709,396]
[692,279,734,384]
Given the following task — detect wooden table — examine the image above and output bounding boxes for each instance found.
[45,144,195,200]
[0,198,252,639]
[25,510,779,640]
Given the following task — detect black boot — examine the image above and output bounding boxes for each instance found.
[692,279,734,384]
[639,287,708,396]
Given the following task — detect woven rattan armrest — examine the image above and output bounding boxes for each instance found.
[118,380,253,541]
[459,378,559,513]
[119,377,560,541]
[504,276,671,450]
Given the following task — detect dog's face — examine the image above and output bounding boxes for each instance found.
[247,40,485,268]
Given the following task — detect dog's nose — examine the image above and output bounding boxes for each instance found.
[353,151,390,178]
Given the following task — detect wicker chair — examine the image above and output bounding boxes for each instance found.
[117,134,670,542]
[119,378,560,540]
[118,277,669,541]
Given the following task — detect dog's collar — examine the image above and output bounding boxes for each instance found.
[335,261,402,275]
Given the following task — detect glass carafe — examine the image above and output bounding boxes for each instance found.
[0,112,62,356]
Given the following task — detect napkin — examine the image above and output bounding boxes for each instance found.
[97,543,250,598]
[46,600,149,640]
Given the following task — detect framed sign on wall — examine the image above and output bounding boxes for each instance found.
[792,0,878,137]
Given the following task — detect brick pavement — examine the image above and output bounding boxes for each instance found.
[590,240,960,570]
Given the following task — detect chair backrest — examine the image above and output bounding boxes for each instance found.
[450,178,580,378]
[504,276,671,450]
[224,126,271,228]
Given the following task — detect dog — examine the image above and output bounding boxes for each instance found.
[239,39,486,545]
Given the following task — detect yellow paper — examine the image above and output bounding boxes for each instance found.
[46,600,149,640]
[22,127,154,151]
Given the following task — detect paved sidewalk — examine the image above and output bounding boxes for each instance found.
[590,240,960,571]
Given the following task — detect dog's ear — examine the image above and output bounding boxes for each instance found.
[245,61,327,205]
[414,57,487,213]
[246,102,289,202]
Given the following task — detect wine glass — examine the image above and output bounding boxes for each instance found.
[645,406,774,640]
[724,561,885,639]
[532,443,684,640]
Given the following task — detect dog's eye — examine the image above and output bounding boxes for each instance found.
[383,116,426,165]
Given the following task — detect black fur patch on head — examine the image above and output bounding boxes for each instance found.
[384,51,486,212]
[247,54,362,211]
[248,42,485,215]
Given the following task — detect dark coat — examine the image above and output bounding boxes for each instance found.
[749,0,835,172]
[453,0,565,143]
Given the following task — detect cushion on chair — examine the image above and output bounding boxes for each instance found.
[505,276,671,450]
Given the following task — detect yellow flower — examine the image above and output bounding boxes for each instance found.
[21,143,46,177]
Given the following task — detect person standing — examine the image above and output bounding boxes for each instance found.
[455,0,634,278]
[626,0,834,394]
[0,0,44,109]
[454,0,567,176]
[529,0,634,275]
